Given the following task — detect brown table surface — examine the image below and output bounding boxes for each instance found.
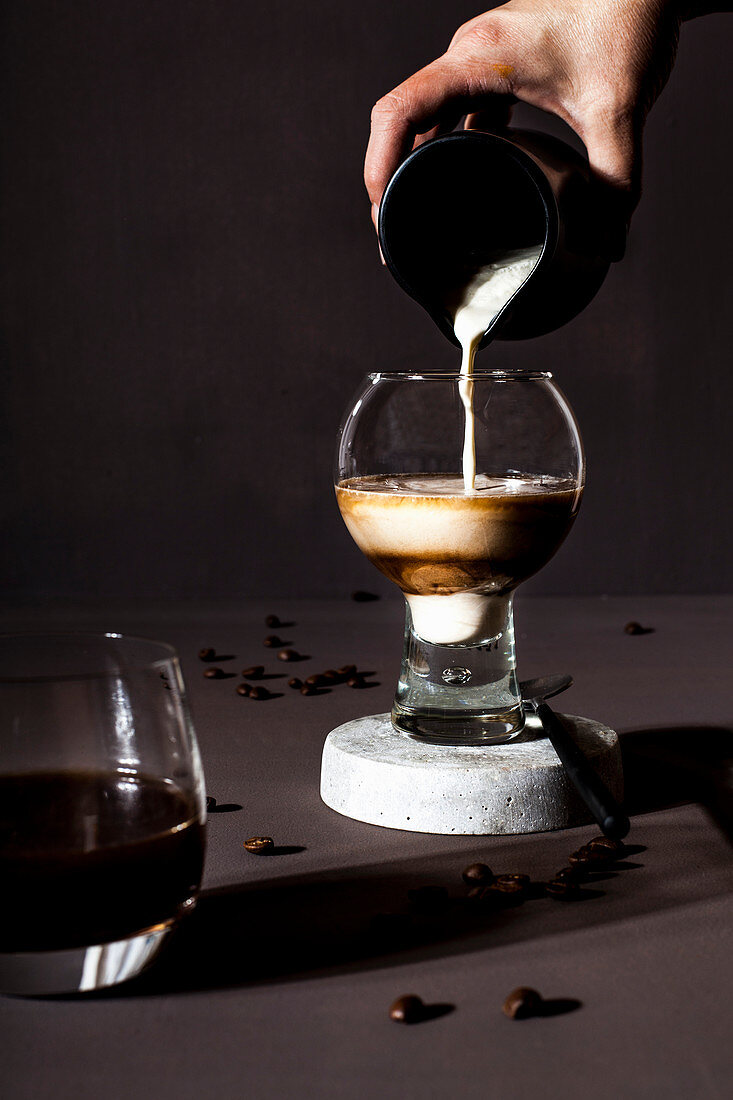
[2,596,732,1099]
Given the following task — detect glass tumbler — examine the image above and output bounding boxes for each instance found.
[0,633,206,995]
[335,371,584,745]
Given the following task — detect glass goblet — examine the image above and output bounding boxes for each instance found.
[335,370,584,745]
[0,632,206,995]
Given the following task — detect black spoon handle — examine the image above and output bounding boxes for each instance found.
[535,701,630,840]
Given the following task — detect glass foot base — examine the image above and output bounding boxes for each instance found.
[392,706,525,746]
[0,920,176,997]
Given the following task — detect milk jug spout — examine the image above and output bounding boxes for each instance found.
[377,128,627,347]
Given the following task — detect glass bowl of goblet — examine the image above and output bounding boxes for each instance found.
[335,370,584,745]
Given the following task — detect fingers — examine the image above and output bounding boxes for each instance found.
[413,108,465,149]
[464,93,516,133]
[365,57,473,209]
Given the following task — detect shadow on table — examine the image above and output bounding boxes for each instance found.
[620,724,733,844]
[69,724,733,1000]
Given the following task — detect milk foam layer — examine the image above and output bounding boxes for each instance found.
[336,473,581,645]
[405,591,508,646]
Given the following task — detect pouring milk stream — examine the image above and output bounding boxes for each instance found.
[451,247,542,491]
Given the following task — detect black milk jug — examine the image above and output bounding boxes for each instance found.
[377,127,627,348]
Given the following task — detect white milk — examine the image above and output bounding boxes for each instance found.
[451,247,542,492]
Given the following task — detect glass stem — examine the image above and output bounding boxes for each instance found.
[392,594,524,746]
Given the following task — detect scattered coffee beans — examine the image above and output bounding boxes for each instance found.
[554,866,583,883]
[278,649,299,662]
[545,878,581,900]
[265,615,281,628]
[263,635,282,648]
[243,836,274,854]
[198,647,216,661]
[495,873,530,889]
[347,675,366,689]
[569,844,608,867]
[389,995,424,1023]
[236,683,252,697]
[249,686,270,701]
[322,669,341,684]
[466,885,487,901]
[300,684,317,696]
[503,987,542,1020]
[241,665,265,679]
[462,863,494,886]
[338,664,357,677]
[588,835,625,859]
[492,875,530,899]
[624,621,651,635]
[288,677,303,690]
[203,667,224,679]
[305,674,325,687]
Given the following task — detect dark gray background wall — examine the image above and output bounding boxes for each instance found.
[2,2,732,602]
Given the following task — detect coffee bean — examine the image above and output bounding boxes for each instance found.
[554,866,584,882]
[462,862,494,886]
[300,684,316,696]
[305,674,325,687]
[288,677,303,690]
[568,845,594,866]
[624,621,646,635]
[588,835,626,859]
[249,686,270,700]
[466,885,487,900]
[265,615,281,628]
[243,836,274,854]
[407,885,449,912]
[569,844,608,867]
[204,667,224,679]
[338,664,357,677]
[263,635,282,648]
[206,796,217,811]
[503,987,542,1020]
[545,878,582,900]
[483,882,525,907]
[389,995,424,1023]
[241,665,265,678]
[493,874,531,898]
[278,649,299,662]
[198,647,216,661]
[347,675,366,689]
[495,873,530,889]
[236,683,252,697]
[322,669,341,684]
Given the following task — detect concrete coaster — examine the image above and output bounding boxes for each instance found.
[320,712,623,835]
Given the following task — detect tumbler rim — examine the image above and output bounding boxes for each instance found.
[0,631,179,683]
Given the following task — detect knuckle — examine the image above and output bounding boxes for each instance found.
[370,90,411,128]
[456,18,508,56]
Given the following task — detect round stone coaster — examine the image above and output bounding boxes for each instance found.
[320,712,623,835]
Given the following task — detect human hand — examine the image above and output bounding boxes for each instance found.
[365,0,683,228]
